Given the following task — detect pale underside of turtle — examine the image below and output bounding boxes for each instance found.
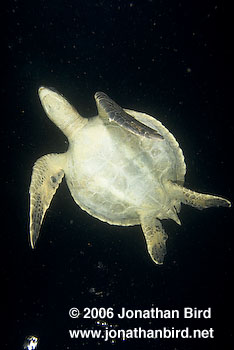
[29,87,231,264]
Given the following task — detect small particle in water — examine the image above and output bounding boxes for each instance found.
[23,335,39,350]
[89,287,104,296]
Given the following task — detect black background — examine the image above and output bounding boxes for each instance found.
[2,0,234,349]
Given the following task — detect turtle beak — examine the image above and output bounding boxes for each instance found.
[38,86,53,101]
[38,86,61,99]
[38,86,64,122]
[38,86,46,96]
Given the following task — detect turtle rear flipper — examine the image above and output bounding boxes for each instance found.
[181,186,231,209]
[140,215,168,265]
[29,153,65,248]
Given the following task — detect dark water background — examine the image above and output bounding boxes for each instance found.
[2,0,234,349]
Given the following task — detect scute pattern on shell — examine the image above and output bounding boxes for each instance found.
[125,109,186,185]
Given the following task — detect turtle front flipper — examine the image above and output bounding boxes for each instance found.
[94,92,163,140]
[29,154,65,248]
[140,215,168,264]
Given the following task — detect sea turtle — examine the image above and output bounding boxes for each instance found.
[29,87,231,264]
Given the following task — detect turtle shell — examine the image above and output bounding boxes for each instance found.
[65,108,186,226]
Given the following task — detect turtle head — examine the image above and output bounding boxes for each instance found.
[38,87,88,139]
